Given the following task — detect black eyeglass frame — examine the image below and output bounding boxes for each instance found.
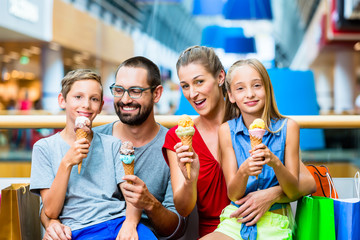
[109,83,156,99]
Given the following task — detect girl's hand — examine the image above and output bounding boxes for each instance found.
[174,142,200,180]
[250,144,278,168]
[63,138,90,167]
[240,156,264,177]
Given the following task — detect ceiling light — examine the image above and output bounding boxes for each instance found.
[49,42,60,51]
[9,51,19,60]
[11,70,19,78]
[21,48,31,57]
[29,46,41,55]
[74,54,83,63]
[3,72,10,81]
[354,42,360,51]
[81,51,90,60]
[25,72,35,80]
[3,55,11,63]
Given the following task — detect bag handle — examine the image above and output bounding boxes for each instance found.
[307,164,329,178]
[309,164,338,198]
[355,171,359,199]
[326,171,338,199]
[313,171,328,197]
[20,186,26,194]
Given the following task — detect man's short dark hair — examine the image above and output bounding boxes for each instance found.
[115,56,161,88]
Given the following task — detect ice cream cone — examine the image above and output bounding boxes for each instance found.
[122,161,134,184]
[250,134,263,179]
[249,119,266,180]
[250,135,262,149]
[180,135,193,179]
[120,141,135,184]
[176,115,195,180]
[76,129,87,174]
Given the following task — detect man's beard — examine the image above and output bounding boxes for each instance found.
[115,100,153,126]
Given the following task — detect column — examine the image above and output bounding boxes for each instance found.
[41,44,63,114]
[334,51,355,114]
[315,65,333,114]
[101,63,116,114]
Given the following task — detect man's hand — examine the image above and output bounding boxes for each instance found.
[121,175,156,211]
[116,220,138,240]
[43,219,71,240]
[230,188,276,226]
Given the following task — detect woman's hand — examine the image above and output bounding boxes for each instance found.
[230,188,277,226]
[174,142,200,181]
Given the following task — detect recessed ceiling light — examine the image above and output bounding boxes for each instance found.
[9,51,19,60]
[21,48,31,57]
[49,42,60,51]
[30,46,41,55]
[354,42,360,51]
[3,55,11,63]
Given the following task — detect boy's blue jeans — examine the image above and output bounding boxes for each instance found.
[72,217,157,240]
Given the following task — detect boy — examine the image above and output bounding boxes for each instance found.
[30,69,156,239]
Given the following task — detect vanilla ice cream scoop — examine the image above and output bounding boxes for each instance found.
[175,115,195,179]
[75,116,90,129]
[74,116,91,174]
[249,118,265,130]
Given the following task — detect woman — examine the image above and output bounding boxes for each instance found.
[162,46,316,238]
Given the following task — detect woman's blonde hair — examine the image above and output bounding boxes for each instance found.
[224,59,284,132]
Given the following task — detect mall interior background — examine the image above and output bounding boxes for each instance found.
[0,0,360,177]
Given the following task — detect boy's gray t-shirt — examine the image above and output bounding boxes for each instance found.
[30,132,126,231]
[93,122,177,221]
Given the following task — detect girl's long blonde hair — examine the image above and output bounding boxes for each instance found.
[224,59,285,132]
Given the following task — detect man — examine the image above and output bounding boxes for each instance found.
[42,57,185,239]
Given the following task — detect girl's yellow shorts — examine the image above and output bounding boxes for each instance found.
[214,204,292,240]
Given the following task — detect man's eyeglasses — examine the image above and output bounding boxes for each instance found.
[109,83,156,99]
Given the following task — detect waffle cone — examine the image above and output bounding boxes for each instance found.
[180,135,193,179]
[122,160,134,184]
[250,135,262,149]
[76,129,87,174]
[250,135,262,179]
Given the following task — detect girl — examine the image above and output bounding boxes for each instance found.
[211,59,301,240]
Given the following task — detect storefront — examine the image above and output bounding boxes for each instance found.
[0,0,134,113]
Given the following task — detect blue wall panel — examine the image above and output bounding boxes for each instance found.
[268,68,325,150]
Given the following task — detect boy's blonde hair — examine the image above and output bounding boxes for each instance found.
[61,69,103,101]
[224,59,284,131]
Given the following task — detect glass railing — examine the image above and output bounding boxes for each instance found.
[0,115,359,178]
